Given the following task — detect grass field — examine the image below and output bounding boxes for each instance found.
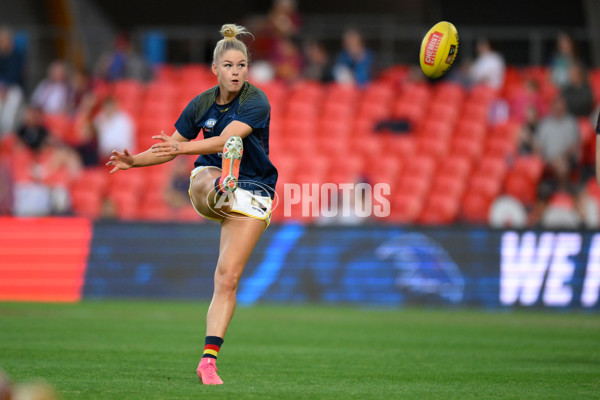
[0,301,599,399]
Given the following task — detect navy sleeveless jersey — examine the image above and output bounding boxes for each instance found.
[174,82,278,198]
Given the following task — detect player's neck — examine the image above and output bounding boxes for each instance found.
[216,87,241,105]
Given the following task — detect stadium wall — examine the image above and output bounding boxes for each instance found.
[0,218,599,310]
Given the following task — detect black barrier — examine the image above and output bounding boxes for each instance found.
[83,223,600,310]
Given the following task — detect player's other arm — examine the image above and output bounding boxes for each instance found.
[150,121,253,157]
[106,131,189,173]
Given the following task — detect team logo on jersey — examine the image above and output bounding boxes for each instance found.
[204,118,217,132]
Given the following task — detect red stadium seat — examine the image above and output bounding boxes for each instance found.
[281,114,318,136]
[437,155,472,180]
[417,193,460,225]
[288,80,324,102]
[449,136,485,161]
[70,186,103,219]
[363,82,395,103]
[44,114,74,142]
[321,101,355,121]
[401,154,437,181]
[460,101,489,125]
[357,101,391,122]
[427,101,460,126]
[510,155,545,184]
[461,190,493,224]
[317,117,352,138]
[454,119,487,142]
[469,172,503,199]
[396,174,431,198]
[432,81,466,104]
[285,99,320,120]
[476,155,508,181]
[504,172,538,205]
[112,79,145,101]
[387,191,424,224]
[398,82,431,105]
[364,153,402,187]
[418,119,454,141]
[578,116,595,165]
[108,189,140,220]
[431,174,466,200]
[469,84,498,105]
[393,99,427,127]
[153,64,181,84]
[415,135,449,158]
[349,133,383,159]
[146,81,178,100]
[381,135,416,158]
[484,136,516,160]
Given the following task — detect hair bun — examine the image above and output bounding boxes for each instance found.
[220,24,250,40]
[221,24,237,39]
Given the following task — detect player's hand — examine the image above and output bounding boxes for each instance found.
[106,148,134,174]
[151,131,184,157]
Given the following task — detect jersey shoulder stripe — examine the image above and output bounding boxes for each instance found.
[239,82,270,111]
[193,85,219,121]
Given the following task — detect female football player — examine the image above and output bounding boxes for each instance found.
[106,24,277,385]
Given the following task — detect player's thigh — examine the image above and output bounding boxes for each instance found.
[216,216,266,277]
[189,167,223,220]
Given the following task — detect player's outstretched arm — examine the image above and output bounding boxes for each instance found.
[106,131,189,173]
[151,121,253,157]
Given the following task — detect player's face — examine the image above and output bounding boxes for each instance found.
[213,50,248,95]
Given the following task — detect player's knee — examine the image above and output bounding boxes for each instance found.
[214,265,243,292]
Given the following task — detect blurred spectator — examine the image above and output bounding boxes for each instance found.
[15,105,49,152]
[73,92,99,166]
[94,96,135,162]
[561,63,594,117]
[268,0,301,39]
[165,156,192,210]
[252,0,301,61]
[69,67,95,114]
[334,28,374,87]
[468,38,505,90]
[302,40,334,83]
[13,105,80,216]
[0,81,24,136]
[550,32,579,89]
[16,104,82,175]
[31,60,73,115]
[270,37,303,82]
[509,78,546,123]
[517,105,540,155]
[0,26,25,89]
[100,197,118,220]
[94,33,152,82]
[534,96,580,192]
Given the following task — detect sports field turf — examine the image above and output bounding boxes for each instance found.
[0,302,598,399]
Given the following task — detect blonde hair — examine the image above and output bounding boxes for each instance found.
[213,24,252,64]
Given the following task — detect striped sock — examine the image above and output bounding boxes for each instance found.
[214,177,226,195]
[202,336,224,359]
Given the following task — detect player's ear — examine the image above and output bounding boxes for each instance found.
[212,63,218,76]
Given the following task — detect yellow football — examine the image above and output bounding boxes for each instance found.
[419,21,459,79]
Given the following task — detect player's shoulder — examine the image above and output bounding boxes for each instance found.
[192,85,218,106]
[189,85,218,118]
[240,82,270,106]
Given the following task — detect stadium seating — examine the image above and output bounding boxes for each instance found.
[14,62,594,226]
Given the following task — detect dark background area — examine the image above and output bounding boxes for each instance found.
[93,0,584,29]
